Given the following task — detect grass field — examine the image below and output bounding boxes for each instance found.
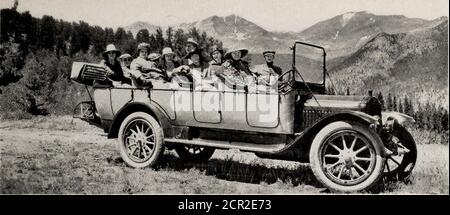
[0,116,448,194]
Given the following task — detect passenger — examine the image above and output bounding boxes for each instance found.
[100,44,131,86]
[159,47,181,79]
[129,43,163,85]
[184,49,213,90]
[119,53,132,77]
[148,52,161,64]
[252,50,282,89]
[216,48,255,90]
[183,38,199,65]
[209,45,224,65]
[186,37,199,54]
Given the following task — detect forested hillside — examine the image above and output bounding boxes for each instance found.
[0,5,221,118]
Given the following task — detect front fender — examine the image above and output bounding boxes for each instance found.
[381,111,415,126]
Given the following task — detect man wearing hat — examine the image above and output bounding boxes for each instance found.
[252,50,283,87]
[129,43,163,85]
[100,44,131,86]
[186,38,199,54]
[183,38,199,66]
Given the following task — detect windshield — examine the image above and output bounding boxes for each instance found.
[294,43,325,84]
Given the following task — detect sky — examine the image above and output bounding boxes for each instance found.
[1,0,448,32]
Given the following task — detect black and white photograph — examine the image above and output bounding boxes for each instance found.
[0,0,448,199]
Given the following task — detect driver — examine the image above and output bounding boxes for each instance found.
[252,50,282,88]
[129,43,166,86]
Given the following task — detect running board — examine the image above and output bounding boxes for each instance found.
[164,138,285,153]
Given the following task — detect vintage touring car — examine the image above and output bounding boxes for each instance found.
[70,41,417,192]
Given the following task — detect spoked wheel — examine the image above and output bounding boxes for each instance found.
[383,125,417,181]
[310,121,385,193]
[118,112,165,168]
[175,145,215,162]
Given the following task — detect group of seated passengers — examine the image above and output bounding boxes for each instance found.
[100,37,287,92]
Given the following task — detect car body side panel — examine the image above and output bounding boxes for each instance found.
[96,87,296,135]
[169,90,295,134]
[110,88,133,116]
[93,88,113,120]
[149,90,176,120]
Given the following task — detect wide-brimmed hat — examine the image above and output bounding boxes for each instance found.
[148,53,161,61]
[263,50,276,56]
[209,45,224,56]
[102,44,121,59]
[162,47,175,56]
[186,38,198,47]
[184,49,203,59]
[224,48,248,59]
[137,42,151,52]
[119,53,132,59]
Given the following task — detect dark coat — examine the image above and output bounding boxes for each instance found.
[102,59,131,85]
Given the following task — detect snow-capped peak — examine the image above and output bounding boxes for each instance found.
[342,12,356,27]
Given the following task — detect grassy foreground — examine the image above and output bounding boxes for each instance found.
[0,116,448,194]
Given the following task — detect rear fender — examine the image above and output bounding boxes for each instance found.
[107,101,172,138]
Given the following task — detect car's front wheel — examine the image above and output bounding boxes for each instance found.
[175,145,215,162]
[118,112,165,168]
[309,121,385,193]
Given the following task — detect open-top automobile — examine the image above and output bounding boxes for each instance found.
[70,41,417,193]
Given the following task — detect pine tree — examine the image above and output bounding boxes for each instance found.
[155,27,165,52]
[442,109,449,131]
[136,29,150,43]
[37,15,57,51]
[403,95,413,116]
[376,92,385,111]
[386,93,393,111]
[398,100,404,113]
[392,95,397,112]
[414,103,423,129]
[165,27,174,48]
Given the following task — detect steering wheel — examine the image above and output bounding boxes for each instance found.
[277,69,295,93]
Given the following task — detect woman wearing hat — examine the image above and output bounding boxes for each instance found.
[158,47,181,78]
[209,45,224,66]
[129,43,164,85]
[216,48,255,90]
[100,44,131,86]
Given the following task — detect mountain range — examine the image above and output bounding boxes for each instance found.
[328,19,448,109]
[124,11,448,109]
[123,11,447,57]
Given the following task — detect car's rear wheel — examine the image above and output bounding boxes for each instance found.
[175,145,215,162]
[118,112,165,168]
[309,121,385,193]
[383,125,417,181]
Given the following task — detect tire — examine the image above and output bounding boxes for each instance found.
[309,121,385,193]
[383,125,417,181]
[118,112,165,168]
[175,145,215,162]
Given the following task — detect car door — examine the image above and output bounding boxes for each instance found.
[193,89,221,123]
[246,90,279,128]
